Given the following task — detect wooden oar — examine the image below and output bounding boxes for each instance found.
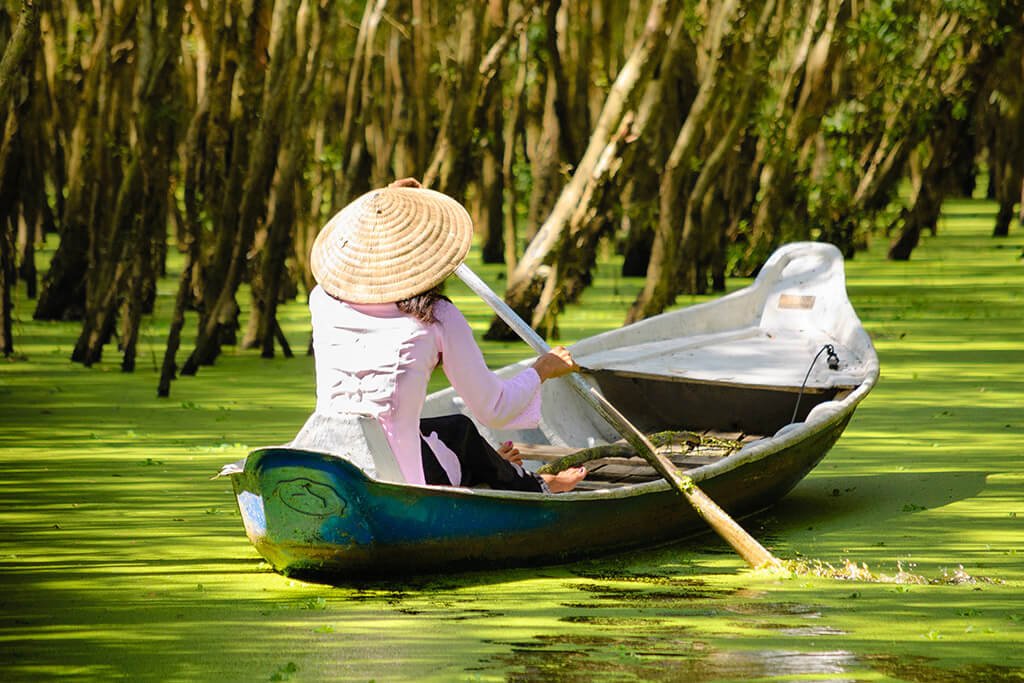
[455,263,780,569]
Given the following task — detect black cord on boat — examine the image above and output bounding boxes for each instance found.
[790,344,841,424]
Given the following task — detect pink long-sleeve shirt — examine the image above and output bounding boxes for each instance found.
[309,285,542,484]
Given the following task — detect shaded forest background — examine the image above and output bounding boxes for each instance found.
[1,0,1022,396]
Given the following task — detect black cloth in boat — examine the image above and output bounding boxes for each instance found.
[419,414,545,492]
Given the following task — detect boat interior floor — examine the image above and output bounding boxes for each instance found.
[513,429,766,491]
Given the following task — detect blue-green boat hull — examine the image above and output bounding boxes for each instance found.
[230,414,850,579]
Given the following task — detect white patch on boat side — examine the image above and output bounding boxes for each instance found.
[238,490,267,541]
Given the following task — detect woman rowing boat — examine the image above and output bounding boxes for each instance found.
[301,178,587,493]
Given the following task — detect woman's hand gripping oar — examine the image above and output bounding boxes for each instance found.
[455,263,781,570]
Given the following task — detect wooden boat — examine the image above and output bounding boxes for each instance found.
[226,242,878,579]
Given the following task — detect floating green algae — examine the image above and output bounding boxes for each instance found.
[2,202,1023,680]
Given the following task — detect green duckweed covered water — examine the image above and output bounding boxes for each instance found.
[2,199,1023,681]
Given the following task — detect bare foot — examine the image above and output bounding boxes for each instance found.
[540,466,587,493]
[497,441,523,466]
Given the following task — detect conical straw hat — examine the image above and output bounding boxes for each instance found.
[310,186,474,304]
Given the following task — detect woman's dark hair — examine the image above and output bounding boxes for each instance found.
[396,284,450,324]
